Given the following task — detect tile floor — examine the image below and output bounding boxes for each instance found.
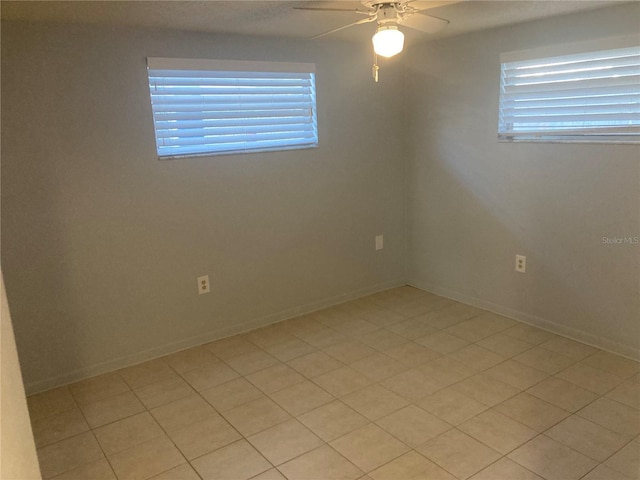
[28,286,640,480]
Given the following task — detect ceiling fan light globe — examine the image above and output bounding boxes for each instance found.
[372,26,404,57]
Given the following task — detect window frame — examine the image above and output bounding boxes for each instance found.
[498,36,640,144]
[146,57,319,159]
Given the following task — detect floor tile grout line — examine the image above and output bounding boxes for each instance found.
[471,454,542,480]
[412,427,500,479]
[122,376,239,480]
[143,360,278,469]
[93,376,189,480]
[578,432,639,468]
[30,407,88,450]
[507,431,596,472]
[69,392,117,479]
[39,381,120,480]
[85,360,213,478]
[270,442,364,479]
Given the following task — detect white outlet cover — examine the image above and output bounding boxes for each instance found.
[197,275,210,294]
[375,235,384,251]
[515,255,526,273]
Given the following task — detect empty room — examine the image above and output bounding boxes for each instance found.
[1,1,639,479]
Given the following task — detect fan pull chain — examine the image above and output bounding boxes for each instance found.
[372,52,379,82]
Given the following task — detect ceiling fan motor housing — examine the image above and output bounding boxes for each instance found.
[368,2,403,25]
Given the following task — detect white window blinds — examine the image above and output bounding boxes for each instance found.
[147,58,318,158]
[498,40,640,143]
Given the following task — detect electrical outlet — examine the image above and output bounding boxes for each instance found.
[515,255,526,273]
[197,275,210,294]
[375,235,384,251]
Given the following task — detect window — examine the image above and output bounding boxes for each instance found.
[498,37,640,143]
[147,58,318,158]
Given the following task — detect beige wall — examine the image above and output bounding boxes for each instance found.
[1,271,42,479]
[405,3,640,358]
[1,22,407,393]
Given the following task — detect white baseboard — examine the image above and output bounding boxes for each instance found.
[30,277,636,395]
[408,280,640,362]
[26,278,405,395]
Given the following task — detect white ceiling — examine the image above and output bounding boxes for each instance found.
[0,1,627,45]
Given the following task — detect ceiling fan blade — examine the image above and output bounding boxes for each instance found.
[401,12,449,34]
[311,16,376,39]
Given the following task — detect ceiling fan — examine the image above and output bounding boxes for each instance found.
[295,1,452,80]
